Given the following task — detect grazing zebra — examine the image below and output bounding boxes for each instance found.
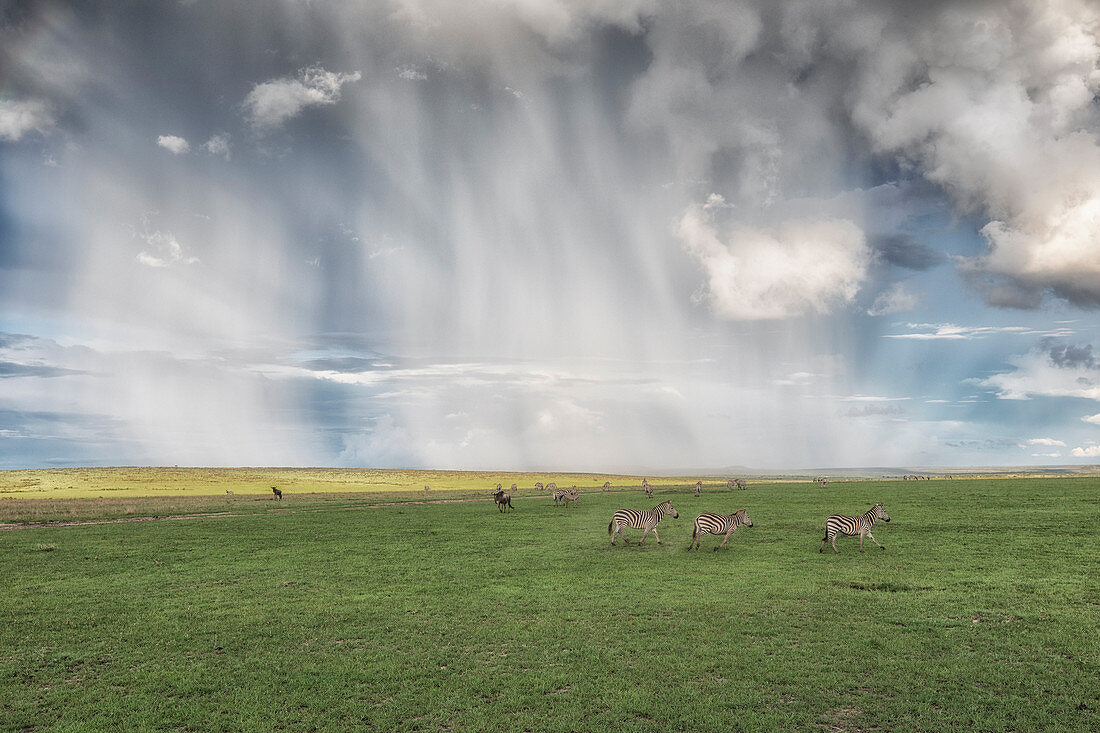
[510,483,518,491]
[492,489,513,512]
[642,478,652,498]
[608,501,679,546]
[271,486,282,500]
[546,482,557,493]
[736,479,747,490]
[534,481,544,491]
[694,481,702,497]
[552,486,574,506]
[820,503,890,554]
[225,489,234,495]
[726,479,736,490]
[602,481,611,491]
[688,509,753,551]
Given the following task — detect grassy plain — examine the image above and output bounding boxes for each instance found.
[2,474,1098,731]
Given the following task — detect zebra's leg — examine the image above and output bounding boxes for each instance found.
[819,535,827,553]
[831,534,840,553]
[651,527,661,545]
[718,530,733,551]
[638,527,651,545]
[867,531,885,550]
[860,532,865,552]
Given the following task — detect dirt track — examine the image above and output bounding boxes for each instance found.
[0,496,507,531]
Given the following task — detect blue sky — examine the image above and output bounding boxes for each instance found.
[2,0,1100,470]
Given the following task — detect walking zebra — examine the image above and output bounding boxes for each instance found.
[492,489,514,512]
[688,509,753,551]
[820,503,890,553]
[608,501,678,546]
[552,486,578,507]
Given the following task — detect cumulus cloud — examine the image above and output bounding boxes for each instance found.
[136,230,199,268]
[0,99,54,141]
[675,203,869,320]
[1028,437,1066,446]
[243,66,362,129]
[1083,413,1100,425]
[156,135,190,154]
[979,345,1100,400]
[1071,445,1100,457]
[201,133,231,159]
[867,282,921,316]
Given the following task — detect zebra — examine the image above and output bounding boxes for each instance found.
[546,482,557,493]
[608,501,679,546]
[642,478,652,498]
[225,489,234,495]
[271,486,282,500]
[688,509,753,551]
[534,481,544,491]
[820,503,890,554]
[552,486,576,506]
[694,480,702,497]
[492,489,514,512]
[424,485,430,493]
[736,479,747,490]
[510,483,518,492]
[602,481,611,491]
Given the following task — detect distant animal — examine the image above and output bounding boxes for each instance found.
[602,481,611,491]
[534,482,544,491]
[609,501,679,546]
[492,489,513,512]
[820,503,890,554]
[735,479,747,490]
[642,478,652,498]
[510,483,518,492]
[225,489,234,495]
[271,486,282,500]
[726,479,736,490]
[545,482,557,492]
[424,485,430,493]
[694,481,702,497]
[688,509,753,551]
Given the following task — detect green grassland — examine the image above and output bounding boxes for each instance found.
[2,475,1098,731]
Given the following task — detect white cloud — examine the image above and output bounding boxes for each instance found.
[1071,445,1100,457]
[337,415,418,466]
[0,99,54,141]
[675,204,869,320]
[978,349,1100,401]
[1031,452,1062,457]
[156,135,190,155]
[396,66,427,81]
[885,323,1073,340]
[136,230,199,268]
[867,282,921,316]
[1083,413,1100,425]
[243,66,362,129]
[201,133,231,159]
[1028,438,1066,447]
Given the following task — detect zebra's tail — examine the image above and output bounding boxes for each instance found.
[608,520,614,536]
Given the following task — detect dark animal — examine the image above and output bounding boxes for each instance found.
[492,489,513,512]
[271,486,282,500]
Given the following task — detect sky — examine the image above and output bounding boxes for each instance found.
[1,0,1100,471]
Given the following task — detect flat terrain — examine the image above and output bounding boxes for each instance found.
[2,474,1098,731]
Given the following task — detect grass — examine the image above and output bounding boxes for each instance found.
[1,475,1098,731]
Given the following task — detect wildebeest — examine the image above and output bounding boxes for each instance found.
[271,486,282,500]
[492,489,513,512]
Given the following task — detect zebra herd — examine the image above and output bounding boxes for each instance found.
[487,479,890,553]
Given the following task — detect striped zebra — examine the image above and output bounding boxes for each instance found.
[688,509,753,551]
[552,486,578,507]
[608,501,678,546]
[694,480,702,497]
[534,481,544,491]
[642,478,652,498]
[546,482,557,493]
[602,481,611,491]
[820,503,890,554]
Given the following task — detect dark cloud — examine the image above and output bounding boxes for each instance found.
[873,235,946,271]
[1048,343,1097,370]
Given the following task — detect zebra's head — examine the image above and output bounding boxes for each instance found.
[874,502,890,522]
[738,509,753,527]
[659,501,679,518]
